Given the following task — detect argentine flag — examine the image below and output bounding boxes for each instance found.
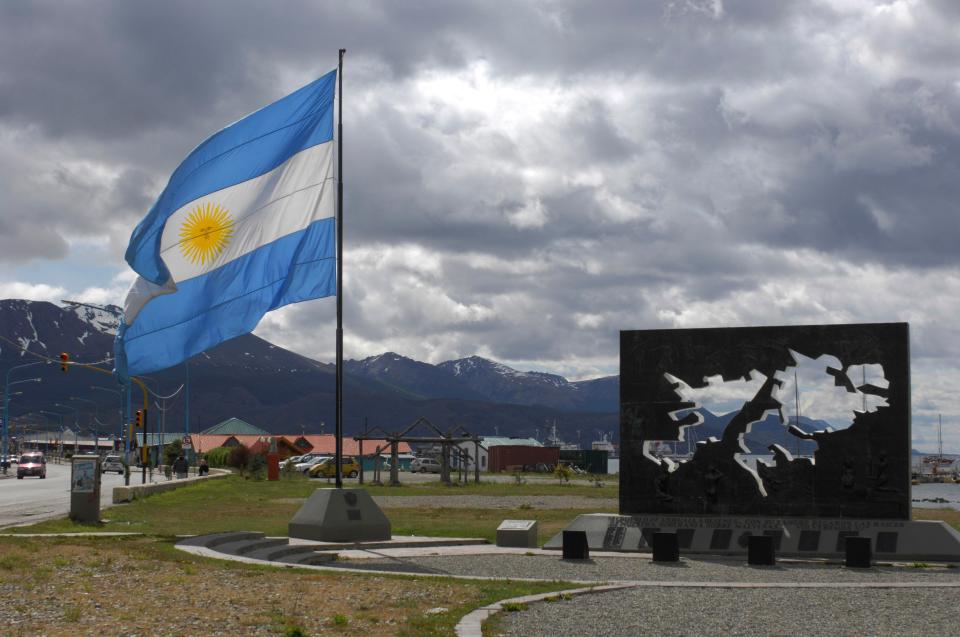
[116,69,338,375]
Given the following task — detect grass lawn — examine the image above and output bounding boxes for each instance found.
[0,535,572,636]
[13,472,616,539]
[2,474,602,635]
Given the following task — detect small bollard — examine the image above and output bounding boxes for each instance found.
[562,530,589,560]
[845,537,872,568]
[652,532,679,562]
[748,535,775,566]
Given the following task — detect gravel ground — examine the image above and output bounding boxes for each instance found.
[339,553,960,584]
[493,587,960,636]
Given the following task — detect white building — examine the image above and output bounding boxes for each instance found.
[451,436,543,471]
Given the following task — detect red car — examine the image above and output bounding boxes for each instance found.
[17,452,46,479]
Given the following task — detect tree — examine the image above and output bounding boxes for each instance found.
[163,438,183,465]
[227,444,250,470]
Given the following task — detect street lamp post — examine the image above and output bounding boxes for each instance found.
[93,416,110,452]
[140,378,184,470]
[54,403,80,454]
[91,385,123,448]
[139,376,159,470]
[3,361,44,473]
[70,397,101,455]
[39,411,64,459]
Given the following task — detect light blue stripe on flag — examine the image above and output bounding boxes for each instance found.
[117,69,338,376]
[122,218,335,374]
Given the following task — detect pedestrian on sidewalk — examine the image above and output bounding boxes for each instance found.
[172,455,188,479]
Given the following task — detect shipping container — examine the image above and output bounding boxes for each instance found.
[488,445,560,472]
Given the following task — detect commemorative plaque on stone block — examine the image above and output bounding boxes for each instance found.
[496,519,538,548]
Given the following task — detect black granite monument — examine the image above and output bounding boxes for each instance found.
[546,322,960,559]
[620,323,910,519]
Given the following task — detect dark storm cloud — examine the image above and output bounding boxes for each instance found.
[2,0,960,449]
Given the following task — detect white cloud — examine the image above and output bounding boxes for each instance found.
[0,282,67,303]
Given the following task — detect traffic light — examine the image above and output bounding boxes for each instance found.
[135,410,143,428]
[59,352,69,373]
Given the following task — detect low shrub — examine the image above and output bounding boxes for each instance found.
[204,446,232,468]
[246,453,267,480]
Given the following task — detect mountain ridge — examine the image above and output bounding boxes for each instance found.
[0,299,618,441]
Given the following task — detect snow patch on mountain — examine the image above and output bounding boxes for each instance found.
[63,302,121,336]
[441,356,569,386]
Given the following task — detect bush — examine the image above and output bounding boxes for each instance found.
[227,445,250,470]
[204,446,232,468]
[246,453,267,480]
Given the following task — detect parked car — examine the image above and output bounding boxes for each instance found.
[410,457,442,474]
[309,456,360,479]
[17,452,46,479]
[102,455,124,474]
[296,455,329,473]
[280,455,304,469]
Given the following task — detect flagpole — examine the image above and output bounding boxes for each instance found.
[335,48,345,490]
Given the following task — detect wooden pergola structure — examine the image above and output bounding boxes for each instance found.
[353,417,482,485]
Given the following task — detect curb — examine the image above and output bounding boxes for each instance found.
[453,577,960,636]
[112,468,229,503]
[455,583,639,637]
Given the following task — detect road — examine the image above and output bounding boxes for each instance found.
[0,459,161,529]
[0,463,583,529]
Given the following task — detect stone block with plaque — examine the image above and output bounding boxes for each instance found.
[496,519,538,548]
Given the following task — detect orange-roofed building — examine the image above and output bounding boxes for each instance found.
[192,418,409,458]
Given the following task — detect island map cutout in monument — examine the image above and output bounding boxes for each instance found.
[620,323,910,519]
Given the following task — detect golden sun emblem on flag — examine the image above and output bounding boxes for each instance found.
[178,202,235,266]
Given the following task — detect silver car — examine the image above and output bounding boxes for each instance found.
[410,457,442,473]
[102,455,124,474]
[295,455,330,473]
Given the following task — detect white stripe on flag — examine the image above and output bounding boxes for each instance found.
[159,140,335,283]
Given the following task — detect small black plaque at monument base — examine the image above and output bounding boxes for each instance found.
[544,513,960,561]
[748,535,775,566]
[562,530,589,560]
[845,537,872,568]
[652,532,679,562]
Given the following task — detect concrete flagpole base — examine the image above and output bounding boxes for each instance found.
[288,488,391,542]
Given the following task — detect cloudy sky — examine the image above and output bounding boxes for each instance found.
[1,0,957,450]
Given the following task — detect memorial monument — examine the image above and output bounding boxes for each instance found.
[547,323,960,560]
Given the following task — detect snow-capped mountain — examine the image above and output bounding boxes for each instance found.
[0,299,618,439]
[349,353,618,412]
[344,352,488,401]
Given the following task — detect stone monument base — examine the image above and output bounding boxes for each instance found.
[289,488,390,542]
[544,514,960,562]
